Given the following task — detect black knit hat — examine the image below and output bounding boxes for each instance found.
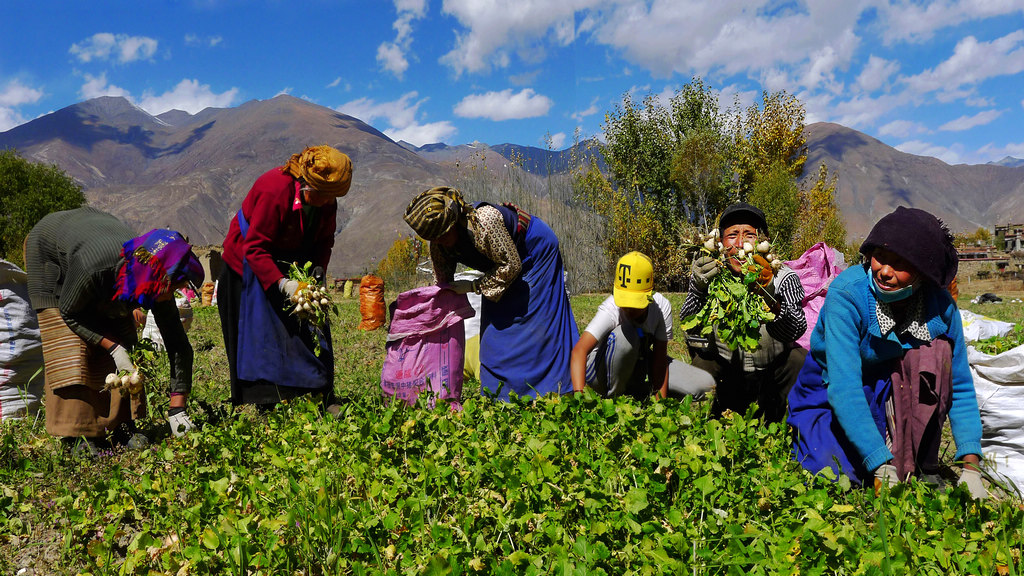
[860,206,958,287]
[719,202,768,235]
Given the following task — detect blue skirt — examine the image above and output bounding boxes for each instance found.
[479,217,578,400]
[787,354,890,484]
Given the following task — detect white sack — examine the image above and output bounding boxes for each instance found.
[968,343,1024,494]
[0,260,45,420]
[960,309,1014,343]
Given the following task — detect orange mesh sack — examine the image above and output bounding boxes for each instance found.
[358,275,387,330]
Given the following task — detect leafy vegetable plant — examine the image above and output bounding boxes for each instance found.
[282,260,338,356]
[103,337,159,395]
[681,229,782,352]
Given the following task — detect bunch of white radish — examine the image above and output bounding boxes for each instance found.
[698,229,782,270]
[103,338,158,396]
[283,261,337,329]
[282,261,338,357]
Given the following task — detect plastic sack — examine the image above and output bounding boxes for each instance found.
[343,279,354,298]
[381,286,475,409]
[201,281,216,306]
[455,270,485,380]
[960,309,1014,343]
[0,259,45,421]
[141,295,194,351]
[784,242,846,350]
[968,344,1024,493]
[358,275,387,330]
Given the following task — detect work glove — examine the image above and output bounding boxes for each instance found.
[108,344,136,373]
[690,256,720,292]
[168,410,196,438]
[957,468,989,499]
[873,463,899,493]
[751,254,774,289]
[447,279,475,295]
[277,278,308,300]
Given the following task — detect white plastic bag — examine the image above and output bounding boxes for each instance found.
[960,309,1014,343]
[0,260,45,420]
[968,343,1024,493]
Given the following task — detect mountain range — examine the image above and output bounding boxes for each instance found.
[2,95,1023,276]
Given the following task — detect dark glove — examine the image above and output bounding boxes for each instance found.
[690,256,720,292]
[312,266,326,286]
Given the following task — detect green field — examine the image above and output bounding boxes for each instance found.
[2,288,1023,575]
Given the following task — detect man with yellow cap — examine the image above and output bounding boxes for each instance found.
[219,145,352,408]
[571,252,715,399]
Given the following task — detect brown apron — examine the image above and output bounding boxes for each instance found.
[37,308,145,438]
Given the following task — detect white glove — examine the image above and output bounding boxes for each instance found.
[873,464,899,491]
[168,411,196,438]
[278,278,301,299]
[108,344,136,373]
[447,279,475,295]
[957,468,989,499]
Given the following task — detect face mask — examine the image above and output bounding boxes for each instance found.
[869,269,917,303]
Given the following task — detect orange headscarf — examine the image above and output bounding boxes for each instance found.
[281,145,353,197]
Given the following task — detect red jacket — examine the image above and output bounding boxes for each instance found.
[222,168,337,290]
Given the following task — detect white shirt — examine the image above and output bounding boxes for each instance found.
[583,293,672,343]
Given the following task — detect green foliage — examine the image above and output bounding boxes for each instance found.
[793,163,847,258]
[730,90,808,197]
[0,149,86,268]
[1,296,1024,574]
[747,162,801,260]
[376,234,424,293]
[955,227,994,248]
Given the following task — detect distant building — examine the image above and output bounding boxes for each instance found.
[995,223,1024,252]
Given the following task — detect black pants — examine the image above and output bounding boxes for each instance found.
[689,345,807,423]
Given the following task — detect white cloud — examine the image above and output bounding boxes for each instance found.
[377,0,428,79]
[339,92,424,127]
[571,97,600,121]
[0,79,45,131]
[939,109,1003,131]
[454,88,553,121]
[904,31,1024,95]
[856,55,900,93]
[337,91,455,145]
[79,72,131,100]
[895,140,962,164]
[69,33,158,63]
[878,119,928,138]
[975,140,1024,163]
[547,132,567,149]
[185,34,223,47]
[439,0,585,76]
[136,79,239,115]
[377,43,409,78]
[881,0,1024,44]
[0,79,44,107]
[386,121,458,146]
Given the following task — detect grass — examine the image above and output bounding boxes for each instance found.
[1,284,1023,574]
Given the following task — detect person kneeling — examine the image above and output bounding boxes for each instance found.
[571,252,715,400]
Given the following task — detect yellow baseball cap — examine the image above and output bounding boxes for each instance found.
[613,251,654,308]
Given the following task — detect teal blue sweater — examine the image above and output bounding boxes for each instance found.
[809,264,983,472]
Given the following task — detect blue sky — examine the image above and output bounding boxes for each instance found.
[1,0,1022,164]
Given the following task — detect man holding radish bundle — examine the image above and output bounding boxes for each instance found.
[25,208,204,455]
[571,251,715,400]
[219,145,352,409]
[680,202,807,422]
[788,207,986,498]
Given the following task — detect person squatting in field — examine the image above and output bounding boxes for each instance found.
[403,186,578,401]
[219,145,352,409]
[680,202,808,422]
[788,207,987,498]
[24,207,204,455]
[571,251,716,400]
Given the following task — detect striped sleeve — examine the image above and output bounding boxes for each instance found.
[678,278,708,324]
[765,272,807,344]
